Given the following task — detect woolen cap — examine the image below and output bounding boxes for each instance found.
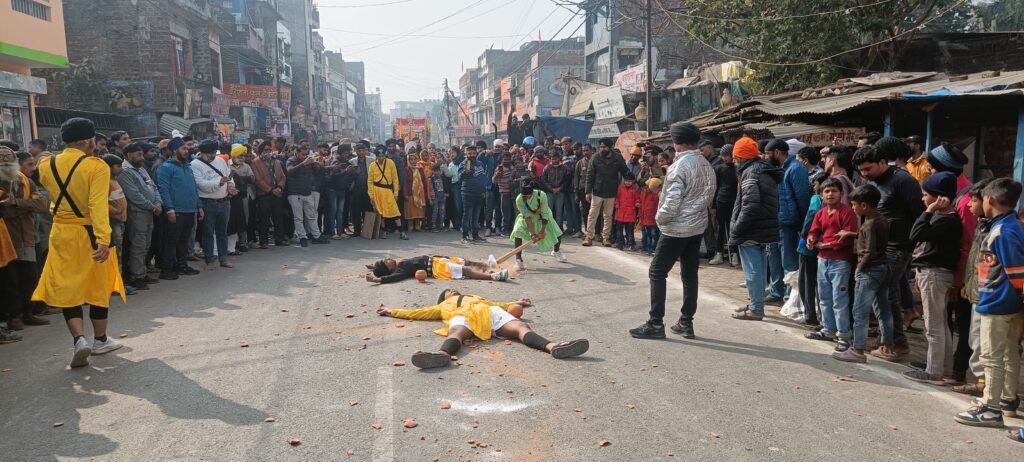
[922,171,957,199]
[764,139,789,153]
[733,137,760,160]
[61,117,96,143]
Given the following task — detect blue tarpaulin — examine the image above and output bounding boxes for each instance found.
[903,85,1011,98]
[536,116,595,143]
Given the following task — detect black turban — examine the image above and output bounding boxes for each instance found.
[197,139,219,154]
[670,122,701,146]
[357,140,370,149]
[764,139,789,153]
[61,118,96,143]
[598,138,615,148]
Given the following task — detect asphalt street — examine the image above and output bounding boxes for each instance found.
[0,232,1019,461]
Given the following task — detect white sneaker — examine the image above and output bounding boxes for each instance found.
[92,337,123,355]
[515,260,526,271]
[70,337,92,368]
[491,269,509,281]
[708,253,725,265]
[729,253,739,267]
[554,251,568,263]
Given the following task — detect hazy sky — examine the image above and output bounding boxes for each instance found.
[317,0,584,111]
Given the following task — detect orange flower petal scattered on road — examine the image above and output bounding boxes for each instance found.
[626,404,636,410]
[287,437,300,446]
[440,401,451,410]
[598,440,611,447]
[403,418,418,428]
[372,423,382,430]
[239,342,250,348]
[349,400,358,406]
[52,422,64,428]
[264,417,276,423]
[888,425,898,431]
[393,360,406,366]
[710,432,720,438]
[346,449,354,456]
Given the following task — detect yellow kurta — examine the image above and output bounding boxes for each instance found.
[390,295,514,340]
[0,218,16,267]
[368,158,401,219]
[32,148,125,308]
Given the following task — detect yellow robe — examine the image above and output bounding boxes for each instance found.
[0,218,16,267]
[32,148,125,308]
[368,158,401,219]
[390,295,515,340]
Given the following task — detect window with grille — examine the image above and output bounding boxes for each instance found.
[11,0,50,21]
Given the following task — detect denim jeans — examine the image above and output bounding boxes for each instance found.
[431,198,446,229]
[817,258,852,340]
[641,225,660,252]
[461,192,483,238]
[201,199,230,264]
[767,242,785,299]
[324,189,347,236]
[546,190,568,230]
[852,263,892,350]
[739,243,769,314]
[614,221,636,246]
[648,234,702,324]
[500,193,514,234]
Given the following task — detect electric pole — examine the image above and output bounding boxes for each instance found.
[645,0,653,136]
[443,79,454,147]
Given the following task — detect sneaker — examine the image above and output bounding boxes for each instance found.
[472,236,487,242]
[130,279,150,290]
[236,245,249,252]
[831,348,867,363]
[550,339,589,359]
[491,269,509,281]
[552,251,568,263]
[461,238,471,244]
[312,236,330,244]
[332,234,342,240]
[515,260,526,271]
[1001,397,1021,417]
[629,322,666,340]
[159,270,179,280]
[92,337,123,355]
[708,253,725,265]
[411,351,451,369]
[670,320,695,339]
[903,369,943,385]
[70,337,92,368]
[955,405,1004,427]
[399,232,409,240]
[0,327,22,344]
[300,238,309,247]
[21,314,50,326]
[178,266,200,276]
[581,237,593,247]
[729,253,739,267]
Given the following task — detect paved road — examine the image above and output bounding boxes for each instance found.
[0,232,1017,461]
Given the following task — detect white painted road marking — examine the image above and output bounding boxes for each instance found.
[372,366,395,462]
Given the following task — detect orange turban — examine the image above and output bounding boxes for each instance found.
[732,137,760,160]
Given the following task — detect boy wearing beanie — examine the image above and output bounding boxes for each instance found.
[903,171,962,384]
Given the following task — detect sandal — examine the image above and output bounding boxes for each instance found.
[951,382,985,397]
[734,306,751,313]
[805,331,834,341]
[732,310,763,321]
[1008,428,1024,443]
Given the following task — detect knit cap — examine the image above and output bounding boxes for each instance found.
[922,171,957,199]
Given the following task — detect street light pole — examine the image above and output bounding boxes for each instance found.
[645,0,653,136]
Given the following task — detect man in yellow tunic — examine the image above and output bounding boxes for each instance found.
[32,118,126,368]
[367,145,407,239]
[377,289,589,369]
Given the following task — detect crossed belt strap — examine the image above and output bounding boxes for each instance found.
[50,156,98,250]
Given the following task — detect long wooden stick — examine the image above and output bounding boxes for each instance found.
[495,239,537,265]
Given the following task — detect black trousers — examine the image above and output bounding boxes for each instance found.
[0,260,38,321]
[798,253,819,324]
[648,234,702,324]
[161,212,196,270]
[950,297,973,382]
[715,203,733,253]
[255,194,284,244]
[349,189,370,235]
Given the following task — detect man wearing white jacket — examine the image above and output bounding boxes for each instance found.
[629,122,715,340]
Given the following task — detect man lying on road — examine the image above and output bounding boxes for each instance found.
[365,255,508,284]
[376,289,589,369]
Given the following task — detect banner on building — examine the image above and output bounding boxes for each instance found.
[211,93,231,118]
[592,85,626,120]
[796,127,865,147]
[614,64,647,93]
[224,84,291,109]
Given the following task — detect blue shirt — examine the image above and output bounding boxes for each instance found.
[778,155,812,227]
[976,213,1024,315]
[456,157,490,195]
[157,158,201,213]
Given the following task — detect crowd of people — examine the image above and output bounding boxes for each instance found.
[3,115,1024,435]
[628,122,1024,433]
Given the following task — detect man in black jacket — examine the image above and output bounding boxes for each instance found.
[853,141,924,359]
[709,143,738,266]
[583,138,632,247]
[729,137,783,321]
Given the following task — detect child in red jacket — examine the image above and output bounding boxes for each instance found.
[614,177,640,250]
[640,178,662,255]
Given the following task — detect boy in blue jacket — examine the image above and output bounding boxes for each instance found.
[955,178,1024,429]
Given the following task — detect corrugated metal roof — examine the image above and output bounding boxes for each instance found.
[666,76,700,90]
[567,81,608,117]
[159,114,212,137]
[756,70,1024,116]
[743,122,848,139]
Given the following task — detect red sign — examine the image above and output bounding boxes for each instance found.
[223,84,291,109]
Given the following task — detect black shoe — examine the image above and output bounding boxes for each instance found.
[159,270,179,280]
[472,236,487,242]
[236,245,249,253]
[411,351,451,369]
[670,320,695,339]
[142,275,160,284]
[178,266,200,276]
[312,236,329,244]
[300,238,309,247]
[910,360,927,371]
[550,339,589,359]
[275,240,288,247]
[629,322,666,339]
[130,279,150,290]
